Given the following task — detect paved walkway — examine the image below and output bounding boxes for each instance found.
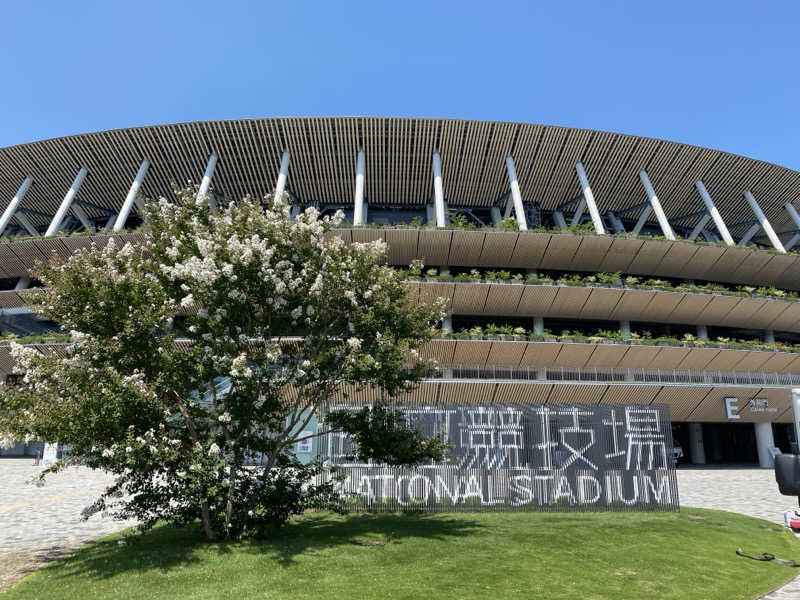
[676,467,800,600]
[1,460,799,597]
[0,458,132,593]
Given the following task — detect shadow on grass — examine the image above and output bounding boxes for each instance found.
[43,512,483,582]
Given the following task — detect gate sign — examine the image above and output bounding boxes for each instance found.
[316,404,678,511]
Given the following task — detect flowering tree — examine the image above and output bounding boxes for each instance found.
[0,189,446,540]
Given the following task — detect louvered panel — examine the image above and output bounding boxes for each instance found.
[493,382,551,406]
[780,355,800,373]
[385,229,419,266]
[438,119,464,205]
[515,284,558,317]
[732,351,775,372]
[0,244,28,275]
[731,251,774,284]
[420,339,456,365]
[739,388,792,423]
[767,302,800,332]
[452,340,492,366]
[404,281,421,307]
[688,386,762,422]
[551,343,595,368]
[695,296,742,326]
[615,345,663,369]
[585,344,629,368]
[326,228,352,245]
[597,238,643,273]
[579,132,617,210]
[667,294,713,323]
[485,341,527,366]
[547,286,591,317]
[643,292,683,323]
[418,282,454,311]
[521,127,567,206]
[625,240,671,274]
[775,259,800,292]
[640,142,683,206]
[610,289,657,321]
[506,232,550,268]
[760,352,797,372]
[544,129,592,209]
[453,120,494,205]
[0,291,27,308]
[546,384,607,405]
[680,245,726,280]
[757,254,796,285]
[655,242,698,273]
[747,300,792,331]
[394,381,438,406]
[449,283,490,314]
[540,234,581,270]
[703,349,751,371]
[709,246,750,279]
[653,386,711,420]
[476,231,518,267]
[719,297,769,329]
[9,240,48,267]
[519,342,562,366]
[571,236,613,271]
[648,347,690,369]
[506,123,541,205]
[447,230,485,265]
[578,288,623,319]
[605,138,660,215]
[0,347,16,373]
[599,385,660,406]
[417,229,452,265]
[483,283,525,316]
[676,348,721,370]
[667,149,719,223]
[351,229,384,244]
[438,382,495,405]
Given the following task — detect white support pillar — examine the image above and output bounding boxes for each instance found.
[432,152,446,228]
[754,422,776,468]
[426,204,435,225]
[785,202,800,232]
[442,314,452,331]
[688,423,706,465]
[71,203,95,233]
[575,162,606,235]
[764,329,775,344]
[638,170,675,240]
[688,213,711,241]
[504,156,528,230]
[14,276,30,290]
[552,211,567,230]
[46,167,88,237]
[792,389,800,452]
[490,206,501,226]
[0,177,33,237]
[738,223,760,246]
[353,150,366,225]
[744,190,785,253]
[15,213,39,236]
[786,233,800,251]
[607,211,626,233]
[197,153,218,212]
[114,159,149,232]
[533,316,544,335]
[695,180,734,245]
[103,215,116,231]
[696,324,708,340]
[570,197,586,226]
[503,194,513,219]
[631,205,653,234]
[620,320,631,340]
[274,150,290,201]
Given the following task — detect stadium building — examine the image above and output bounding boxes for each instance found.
[1,117,800,470]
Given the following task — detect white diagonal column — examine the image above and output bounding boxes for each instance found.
[631,205,653,234]
[745,190,785,253]
[46,167,87,237]
[197,153,217,212]
[575,162,605,234]
[15,212,39,236]
[687,213,711,241]
[353,150,366,225]
[432,152,446,227]
[738,224,760,246]
[638,170,675,240]
[71,203,95,232]
[275,150,290,200]
[114,159,149,231]
[504,156,528,231]
[695,180,734,246]
[0,177,33,237]
[784,203,800,250]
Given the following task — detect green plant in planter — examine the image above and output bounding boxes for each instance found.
[425,268,438,279]
[624,275,640,287]
[512,326,527,338]
[408,216,424,228]
[485,324,500,337]
[511,273,524,282]
[596,272,621,285]
[469,325,484,338]
[498,325,513,337]
[497,217,518,231]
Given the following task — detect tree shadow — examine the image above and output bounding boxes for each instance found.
[39,511,483,582]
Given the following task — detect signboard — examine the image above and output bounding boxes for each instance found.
[316,404,678,512]
[724,397,778,419]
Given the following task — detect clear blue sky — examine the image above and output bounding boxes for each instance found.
[1,1,798,169]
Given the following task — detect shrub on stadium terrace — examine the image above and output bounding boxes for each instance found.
[0,188,447,540]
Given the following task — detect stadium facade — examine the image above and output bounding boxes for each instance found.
[1,117,800,470]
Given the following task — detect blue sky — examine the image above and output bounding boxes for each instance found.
[1,1,798,169]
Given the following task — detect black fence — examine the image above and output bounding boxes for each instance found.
[315,404,678,512]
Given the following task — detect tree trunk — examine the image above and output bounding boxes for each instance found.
[200,501,216,540]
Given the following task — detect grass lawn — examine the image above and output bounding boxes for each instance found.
[5,508,800,600]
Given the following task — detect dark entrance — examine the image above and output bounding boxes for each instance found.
[702,423,758,464]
